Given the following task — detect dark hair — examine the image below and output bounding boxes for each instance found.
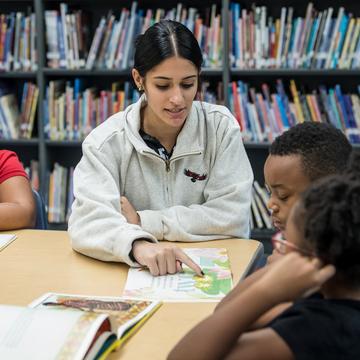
[134,20,203,81]
[296,164,360,288]
[269,122,352,181]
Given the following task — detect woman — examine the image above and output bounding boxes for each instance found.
[68,20,253,276]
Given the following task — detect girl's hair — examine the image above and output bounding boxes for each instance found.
[296,157,360,287]
[133,20,203,80]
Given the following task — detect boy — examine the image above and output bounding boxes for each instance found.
[265,121,352,232]
[0,150,35,229]
[217,122,352,318]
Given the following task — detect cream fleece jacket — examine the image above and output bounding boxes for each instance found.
[68,96,253,266]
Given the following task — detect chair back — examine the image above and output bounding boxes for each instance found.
[33,189,47,230]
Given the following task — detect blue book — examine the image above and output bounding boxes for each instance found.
[276,80,296,127]
[334,85,350,129]
[4,14,15,70]
[57,15,66,68]
[305,17,320,68]
[275,94,290,129]
[328,88,344,130]
[331,14,348,69]
[231,3,240,67]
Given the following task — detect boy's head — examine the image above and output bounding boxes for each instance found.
[264,122,352,231]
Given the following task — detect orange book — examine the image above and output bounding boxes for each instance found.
[306,95,317,122]
[310,94,322,122]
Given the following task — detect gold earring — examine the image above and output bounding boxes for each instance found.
[138,84,143,92]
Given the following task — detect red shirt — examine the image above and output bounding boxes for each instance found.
[0,150,28,184]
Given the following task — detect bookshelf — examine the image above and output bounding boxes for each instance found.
[1,0,360,249]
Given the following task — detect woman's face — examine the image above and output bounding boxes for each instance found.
[134,56,198,132]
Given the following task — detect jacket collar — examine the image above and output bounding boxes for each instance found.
[124,95,204,156]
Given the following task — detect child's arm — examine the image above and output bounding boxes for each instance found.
[168,253,335,360]
[216,259,292,330]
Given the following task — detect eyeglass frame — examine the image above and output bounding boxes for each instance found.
[271,232,315,257]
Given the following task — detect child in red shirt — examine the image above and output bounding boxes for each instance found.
[0,150,35,229]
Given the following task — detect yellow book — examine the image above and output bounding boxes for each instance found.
[339,17,355,69]
[27,86,39,139]
[347,19,360,69]
[289,80,305,123]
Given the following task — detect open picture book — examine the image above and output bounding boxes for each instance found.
[0,293,161,360]
[123,248,233,302]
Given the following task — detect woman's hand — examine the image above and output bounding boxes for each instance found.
[121,196,140,225]
[256,252,336,304]
[132,240,203,277]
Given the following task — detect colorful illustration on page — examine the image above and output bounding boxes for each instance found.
[123,248,233,302]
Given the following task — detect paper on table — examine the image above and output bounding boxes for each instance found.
[123,248,233,302]
[0,234,16,251]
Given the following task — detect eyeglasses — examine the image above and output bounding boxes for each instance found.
[271,232,314,257]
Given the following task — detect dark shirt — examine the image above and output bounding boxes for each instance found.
[139,128,173,160]
[268,294,360,360]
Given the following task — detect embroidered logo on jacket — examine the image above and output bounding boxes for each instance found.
[184,169,207,183]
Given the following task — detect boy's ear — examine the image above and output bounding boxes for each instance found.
[132,69,143,89]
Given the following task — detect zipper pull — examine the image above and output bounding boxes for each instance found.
[165,160,170,172]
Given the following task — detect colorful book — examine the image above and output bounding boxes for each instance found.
[24,293,161,360]
[20,293,162,360]
[123,248,233,302]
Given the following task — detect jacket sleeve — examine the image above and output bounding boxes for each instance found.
[68,140,157,265]
[138,120,254,242]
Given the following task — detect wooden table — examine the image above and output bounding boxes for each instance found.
[0,230,262,359]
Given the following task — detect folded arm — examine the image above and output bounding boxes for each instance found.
[139,126,254,241]
[68,142,157,265]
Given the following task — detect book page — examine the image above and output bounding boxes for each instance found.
[30,293,161,339]
[123,248,233,302]
[0,304,107,360]
[0,234,16,251]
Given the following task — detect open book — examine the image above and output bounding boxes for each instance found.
[0,293,161,360]
[123,248,233,302]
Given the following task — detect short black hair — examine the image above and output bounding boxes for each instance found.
[297,171,360,288]
[270,122,352,181]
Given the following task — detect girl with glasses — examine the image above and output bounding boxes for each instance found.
[169,159,360,360]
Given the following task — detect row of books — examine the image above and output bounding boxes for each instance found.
[45,2,222,70]
[250,181,272,230]
[0,81,39,139]
[43,79,220,141]
[229,80,360,144]
[229,2,360,69]
[0,12,37,72]
[47,163,74,223]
